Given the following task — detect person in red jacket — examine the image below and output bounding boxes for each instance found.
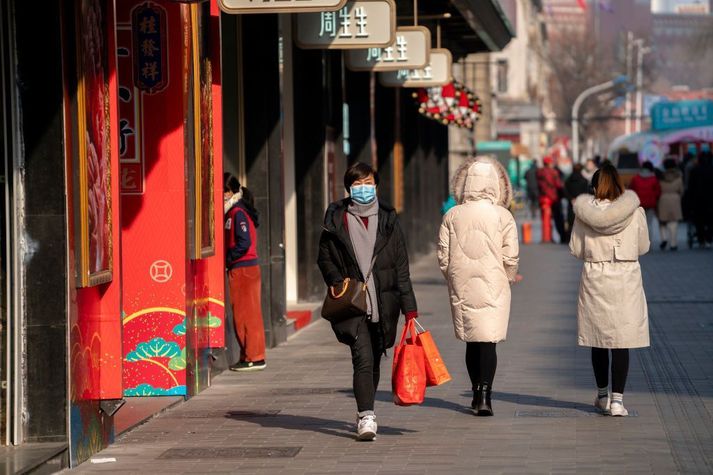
[224,173,266,372]
[628,161,661,241]
[536,156,566,243]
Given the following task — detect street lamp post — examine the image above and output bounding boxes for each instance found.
[625,31,634,135]
[635,40,651,133]
[571,78,624,164]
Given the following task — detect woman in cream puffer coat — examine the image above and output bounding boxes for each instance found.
[438,156,519,416]
[569,162,650,417]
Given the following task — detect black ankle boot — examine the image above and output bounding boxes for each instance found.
[471,385,483,413]
[476,383,493,416]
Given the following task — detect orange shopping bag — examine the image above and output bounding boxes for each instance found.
[392,319,426,406]
[414,320,452,387]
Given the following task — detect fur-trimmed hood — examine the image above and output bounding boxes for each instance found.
[451,155,513,208]
[573,190,641,235]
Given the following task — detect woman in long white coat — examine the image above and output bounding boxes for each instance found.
[569,162,650,417]
[438,156,519,416]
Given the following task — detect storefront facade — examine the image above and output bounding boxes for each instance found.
[0,0,512,468]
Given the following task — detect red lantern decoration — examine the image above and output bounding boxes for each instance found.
[442,83,456,107]
[413,81,482,129]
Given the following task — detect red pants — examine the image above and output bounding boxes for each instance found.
[228,265,266,362]
[540,197,553,243]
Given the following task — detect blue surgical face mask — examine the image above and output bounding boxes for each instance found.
[350,184,377,204]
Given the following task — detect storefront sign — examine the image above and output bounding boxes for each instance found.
[379,48,452,88]
[294,0,395,50]
[651,100,713,132]
[344,26,430,71]
[132,3,168,93]
[218,0,346,14]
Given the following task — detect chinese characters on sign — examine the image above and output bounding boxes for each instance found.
[345,26,430,72]
[379,49,452,88]
[132,2,168,94]
[119,3,170,196]
[218,0,346,14]
[295,0,395,49]
[651,100,713,132]
[117,32,144,195]
[319,6,369,38]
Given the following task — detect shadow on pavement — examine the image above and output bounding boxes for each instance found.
[341,390,474,415]
[467,391,597,414]
[224,412,418,440]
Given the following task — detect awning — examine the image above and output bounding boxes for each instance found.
[447,0,515,52]
[398,0,515,59]
[608,125,713,167]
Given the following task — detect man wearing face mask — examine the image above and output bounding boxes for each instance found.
[317,162,418,441]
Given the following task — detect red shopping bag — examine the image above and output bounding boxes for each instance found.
[392,319,426,406]
[414,320,452,387]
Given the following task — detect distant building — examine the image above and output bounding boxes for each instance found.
[490,0,552,159]
[651,12,713,91]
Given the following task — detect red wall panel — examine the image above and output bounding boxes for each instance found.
[118,0,188,396]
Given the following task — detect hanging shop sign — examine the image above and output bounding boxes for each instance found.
[132,2,169,94]
[414,81,482,129]
[294,0,395,50]
[344,26,430,72]
[218,0,346,14]
[379,48,452,88]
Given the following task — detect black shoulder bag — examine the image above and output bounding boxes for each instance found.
[321,255,376,324]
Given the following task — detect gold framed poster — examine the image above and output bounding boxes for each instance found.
[191,3,215,259]
[75,0,113,287]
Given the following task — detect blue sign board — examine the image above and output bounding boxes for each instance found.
[650,100,713,132]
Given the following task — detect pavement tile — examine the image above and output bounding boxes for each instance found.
[66,240,713,474]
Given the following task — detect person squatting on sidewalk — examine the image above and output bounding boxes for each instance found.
[569,162,651,416]
[438,156,520,416]
[224,174,267,372]
[317,162,418,441]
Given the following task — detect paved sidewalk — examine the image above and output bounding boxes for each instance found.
[69,243,713,474]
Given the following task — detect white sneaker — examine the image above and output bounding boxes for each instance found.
[594,395,610,414]
[610,400,629,417]
[356,415,377,441]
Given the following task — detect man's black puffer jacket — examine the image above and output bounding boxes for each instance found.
[317,198,417,348]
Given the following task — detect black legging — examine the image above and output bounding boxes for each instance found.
[591,347,629,394]
[349,321,383,413]
[465,342,497,389]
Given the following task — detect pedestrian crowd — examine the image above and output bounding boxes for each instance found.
[313,158,652,441]
[221,150,712,442]
[524,151,713,250]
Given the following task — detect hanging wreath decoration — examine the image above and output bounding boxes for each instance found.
[413,81,482,129]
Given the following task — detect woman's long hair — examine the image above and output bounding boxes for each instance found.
[591,162,624,201]
[223,173,259,227]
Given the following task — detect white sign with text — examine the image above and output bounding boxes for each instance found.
[379,49,452,88]
[345,26,430,72]
[218,0,346,15]
[294,0,395,49]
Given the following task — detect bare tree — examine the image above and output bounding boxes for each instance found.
[538,29,619,138]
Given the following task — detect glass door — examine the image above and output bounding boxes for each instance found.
[0,0,10,444]
[0,0,17,445]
